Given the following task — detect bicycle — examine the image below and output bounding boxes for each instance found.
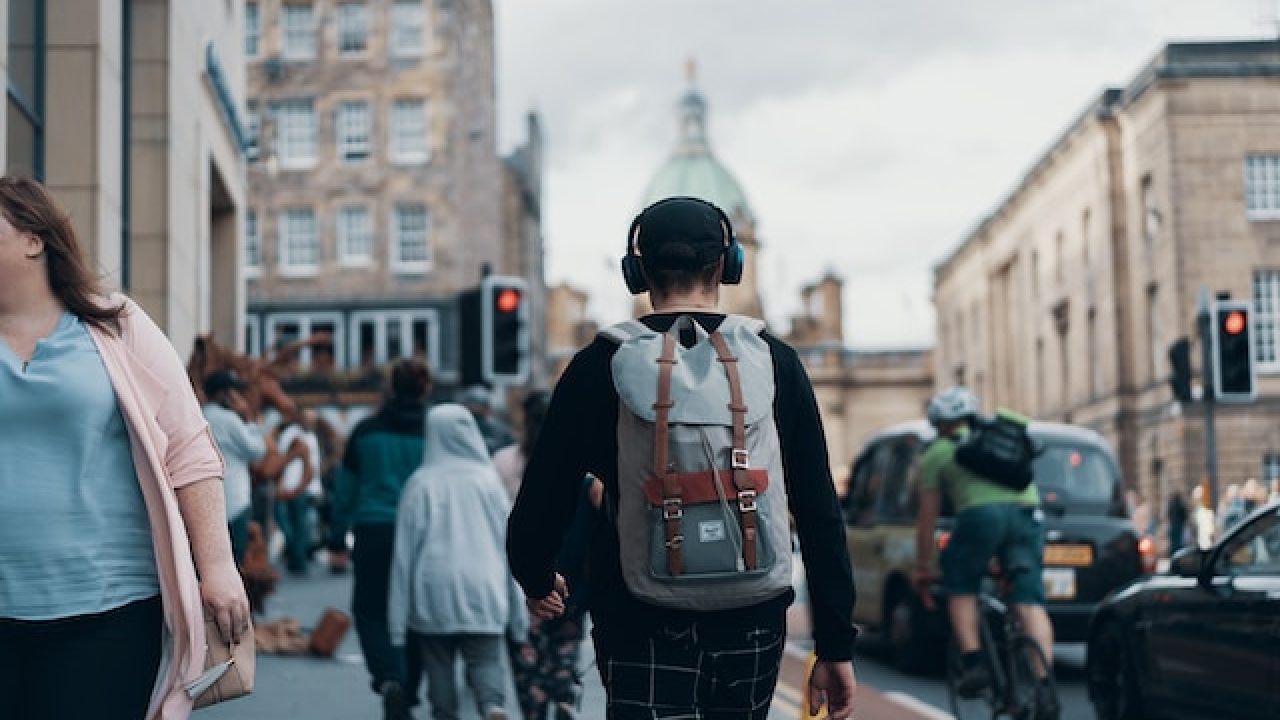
[944,565,1060,720]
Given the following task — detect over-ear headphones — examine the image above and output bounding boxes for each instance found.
[621,196,744,296]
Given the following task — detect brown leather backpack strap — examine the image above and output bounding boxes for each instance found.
[708,331,758,571]
[653,332,683,576]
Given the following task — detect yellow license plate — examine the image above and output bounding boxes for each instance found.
[1044,544,1093,566]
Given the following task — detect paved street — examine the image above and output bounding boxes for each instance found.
[201,556,1095,720]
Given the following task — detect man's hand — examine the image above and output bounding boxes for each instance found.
[526,573,568,621]
[808,659,857,720]
[201,562,251,646]
[912,565,938,611]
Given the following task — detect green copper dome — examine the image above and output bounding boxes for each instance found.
[641,72,754,222]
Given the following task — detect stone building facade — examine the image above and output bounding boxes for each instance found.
[1,0,249,354]
[934,41,1280,529]
[243,0,543,389]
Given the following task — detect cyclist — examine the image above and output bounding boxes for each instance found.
[913,386,1058,718]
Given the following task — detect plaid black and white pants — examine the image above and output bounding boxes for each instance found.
[594,618,786,719]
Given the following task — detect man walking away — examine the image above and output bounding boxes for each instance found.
[461,384,515,456]
[331,359,430,720]
[508,197,857,719]
[201,369,267,566]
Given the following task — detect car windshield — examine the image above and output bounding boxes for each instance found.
[1033,443,1119,511]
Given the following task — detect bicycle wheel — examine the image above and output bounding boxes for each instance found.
[946,640,997,720]
[1006,635,1058,720]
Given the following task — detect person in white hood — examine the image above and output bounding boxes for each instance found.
[388,403,527,720]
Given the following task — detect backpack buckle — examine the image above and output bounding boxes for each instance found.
[731,449,750,469]
[737,490,758,513]
[665,534,685,549]
[663,498,683,520]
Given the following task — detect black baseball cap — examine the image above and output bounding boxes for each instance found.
[632,197,730,271]
[204,369,248,397]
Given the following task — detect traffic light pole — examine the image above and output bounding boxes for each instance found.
[1197,288,1220,510]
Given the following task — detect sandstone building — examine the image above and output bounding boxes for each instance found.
[243,0,544,390]
[934,41,1280,530]
[1,0,249,354]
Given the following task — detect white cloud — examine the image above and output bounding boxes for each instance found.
[494,0,1264,347]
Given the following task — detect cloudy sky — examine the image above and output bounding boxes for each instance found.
[492,0,1266,349]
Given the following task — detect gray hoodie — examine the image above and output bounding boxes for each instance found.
[388,404,528,645]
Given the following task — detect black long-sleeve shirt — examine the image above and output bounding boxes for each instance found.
[507,313,857,661]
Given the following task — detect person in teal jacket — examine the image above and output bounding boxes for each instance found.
[330,359,429,720]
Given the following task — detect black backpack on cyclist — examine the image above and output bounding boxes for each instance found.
[954,410,1038,492]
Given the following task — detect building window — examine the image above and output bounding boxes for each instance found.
[245,3,260,58]
[349,309,440,371]
[1081,208,1092,269]
[1246,155,1280,220]
[244,314,262,358]
[265,312,343,370]
[245,210,261,274]
[277,99,317,168]
[245,106,260,161]
[7,0,45,179]
[336,100,370,164]
[282,4,316,61]
[1254,270,1280,372]
[338,205,372,264]
[279,208,319,275]
[1142,175,1160,244]
[392,205,429,272]
[1264,453,1280,486]
[1054,231,1065,284]
[1147,283,1161,380]
[390,98,429,164]
[1087,307,1102,398]
[390,1,426,57]
[337,3,368,55]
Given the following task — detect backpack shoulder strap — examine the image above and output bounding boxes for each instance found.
[598,320,654,345]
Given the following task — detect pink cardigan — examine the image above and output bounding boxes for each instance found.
[87,295,225,720]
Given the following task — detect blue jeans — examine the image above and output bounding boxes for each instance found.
[274,496,313,574]
[941,503,1046,604]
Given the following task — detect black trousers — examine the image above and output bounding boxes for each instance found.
[352,523,422,703]
[0,595,163,720]
[594,614,786,719]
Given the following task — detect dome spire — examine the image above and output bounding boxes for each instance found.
[678,58,709,155]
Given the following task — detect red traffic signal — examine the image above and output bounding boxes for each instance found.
[1224,310,1246,336]
[496,288,522,314]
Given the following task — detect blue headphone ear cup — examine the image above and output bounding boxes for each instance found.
[721,241,745,285]
[621,255,648,295]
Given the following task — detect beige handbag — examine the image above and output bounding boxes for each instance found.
[186,615,256,708]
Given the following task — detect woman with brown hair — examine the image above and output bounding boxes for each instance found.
[0,176,249,720]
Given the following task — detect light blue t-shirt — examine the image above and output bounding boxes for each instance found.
[0,312,160,620]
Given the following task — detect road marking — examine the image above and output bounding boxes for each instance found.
[882,692,954,720]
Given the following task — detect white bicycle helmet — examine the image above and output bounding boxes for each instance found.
[927,386,980,426]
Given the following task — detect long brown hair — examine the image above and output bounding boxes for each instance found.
[0,176,124,332]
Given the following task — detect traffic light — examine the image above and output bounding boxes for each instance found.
[1168,337,1192,403]
[458,275,529,386]
[1211,300,1256,402]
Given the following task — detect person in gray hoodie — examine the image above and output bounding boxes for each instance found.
[389,403,528,720]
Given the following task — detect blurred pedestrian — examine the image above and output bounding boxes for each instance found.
[1193,483,1216,550]
[312,413,349,573]
[461,384,515,456]
[0,176,248,720]
[497,392,601,719]
[1126,490,1153,540]
[202,369,268,565]
[331,359,430,719]
[389,404,526,720]
[1167,491,1188,555]
[1219,483,1244,535]
[1242,477,1265,514]
[275,408,322,576]
[1270,478,1280,505]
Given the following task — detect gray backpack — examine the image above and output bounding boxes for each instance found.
[601,315,793,611]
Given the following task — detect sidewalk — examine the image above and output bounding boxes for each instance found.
[202,560,933,719]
